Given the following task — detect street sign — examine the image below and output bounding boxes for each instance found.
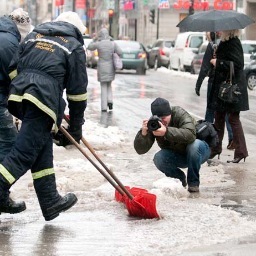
[158,0,170,9]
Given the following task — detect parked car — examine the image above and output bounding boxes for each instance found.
[190,41,208,74]
[83,35,98,68]
[115,40,148,75]
[244,52,256,90]
[170,32,206,72]
[147,39,174,70]
[241,40,256,66]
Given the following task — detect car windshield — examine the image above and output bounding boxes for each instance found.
[242,43,256,54]
[116,41,141,50]
[164,41,174,48]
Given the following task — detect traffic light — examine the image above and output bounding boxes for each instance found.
[149,9,155,24]
[108,9,114,23]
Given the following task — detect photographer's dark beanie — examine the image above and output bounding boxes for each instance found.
[151,97,172,117]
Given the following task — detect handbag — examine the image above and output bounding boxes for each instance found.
[218,61,241,104]
[112,42,123,70]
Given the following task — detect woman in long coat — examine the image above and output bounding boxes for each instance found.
[88,27,122,112]
[209,29,249,163]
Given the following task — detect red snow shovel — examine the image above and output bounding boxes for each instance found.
[60,119,159,219]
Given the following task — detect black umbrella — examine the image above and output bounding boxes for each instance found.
[176,10,255,32]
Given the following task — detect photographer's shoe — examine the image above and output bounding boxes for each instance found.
[0,198,26,214]
[181,177,187,188]
[44,193,78,221]
[188,186,199,193]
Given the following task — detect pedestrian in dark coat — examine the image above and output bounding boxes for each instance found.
[195,32,234,149]
[0,11,88,221]
[0,9,33,215]
[209,29,249,163]
[88,27,122,112]
[0,9,32,163]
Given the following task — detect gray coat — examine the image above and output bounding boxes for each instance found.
[87,28,122,82]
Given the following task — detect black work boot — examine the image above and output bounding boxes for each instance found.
[34,174,77,221]
[0,177,26,214]
[0,187,26,214]
[0,197,26,214]
[43,193,78,221]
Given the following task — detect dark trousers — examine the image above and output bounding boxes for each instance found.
[214,111,248,159]
[153,140,211,186]
[205,85,233,142]
[0,101,60,212]
[0,93,17,162]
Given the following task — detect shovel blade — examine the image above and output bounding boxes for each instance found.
[124,192,159,219]
[115,186,148,203]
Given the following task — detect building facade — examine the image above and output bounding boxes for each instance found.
[0,0,255,45]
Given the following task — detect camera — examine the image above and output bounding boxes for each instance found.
[147,115,162,131]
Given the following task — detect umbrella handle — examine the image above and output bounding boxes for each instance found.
[59,126,126,197]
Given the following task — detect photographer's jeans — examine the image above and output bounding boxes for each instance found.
[153,139,211,187]
[0,93,17,162]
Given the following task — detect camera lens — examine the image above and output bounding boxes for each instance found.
[147,119,161,131]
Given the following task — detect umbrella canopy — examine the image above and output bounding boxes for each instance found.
[176,10,255,32]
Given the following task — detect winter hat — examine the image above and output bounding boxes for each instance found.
[55,11,87,35]
[9,8,32,42]
[151,97,172,117]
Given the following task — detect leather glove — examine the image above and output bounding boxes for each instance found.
[195,87,200,96]
[52,125,82,147]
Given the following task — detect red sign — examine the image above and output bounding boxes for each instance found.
[88,8,95,18]
[123,0,135,10]
[173,0,233,10]
[55,0,64,6]
[214,0,233,9]
[76,0,86,9]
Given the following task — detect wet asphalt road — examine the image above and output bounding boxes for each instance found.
[1,67,256,255]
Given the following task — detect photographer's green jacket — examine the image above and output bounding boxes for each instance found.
[134,106,197,155]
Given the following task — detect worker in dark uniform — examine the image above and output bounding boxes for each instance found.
[0,9,32,215]
[0,11,88,221]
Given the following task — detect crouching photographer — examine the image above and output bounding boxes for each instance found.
[134,97,211,193]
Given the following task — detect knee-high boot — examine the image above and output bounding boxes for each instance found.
[33,174,61,218]
[34,174,77,221]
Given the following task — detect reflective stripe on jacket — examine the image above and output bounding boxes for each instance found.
[8,21,88,131]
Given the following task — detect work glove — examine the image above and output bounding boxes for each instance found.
[195,87,200,96]
[52,125,82,147]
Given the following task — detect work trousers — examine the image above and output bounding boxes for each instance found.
[0,101,60,212]
[0,93,17,162]
[153,139,211,187]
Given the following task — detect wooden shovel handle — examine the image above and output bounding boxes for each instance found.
[59,126,126,197]
[63,115,134,199]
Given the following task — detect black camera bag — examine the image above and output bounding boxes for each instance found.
[195,120,219,147]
